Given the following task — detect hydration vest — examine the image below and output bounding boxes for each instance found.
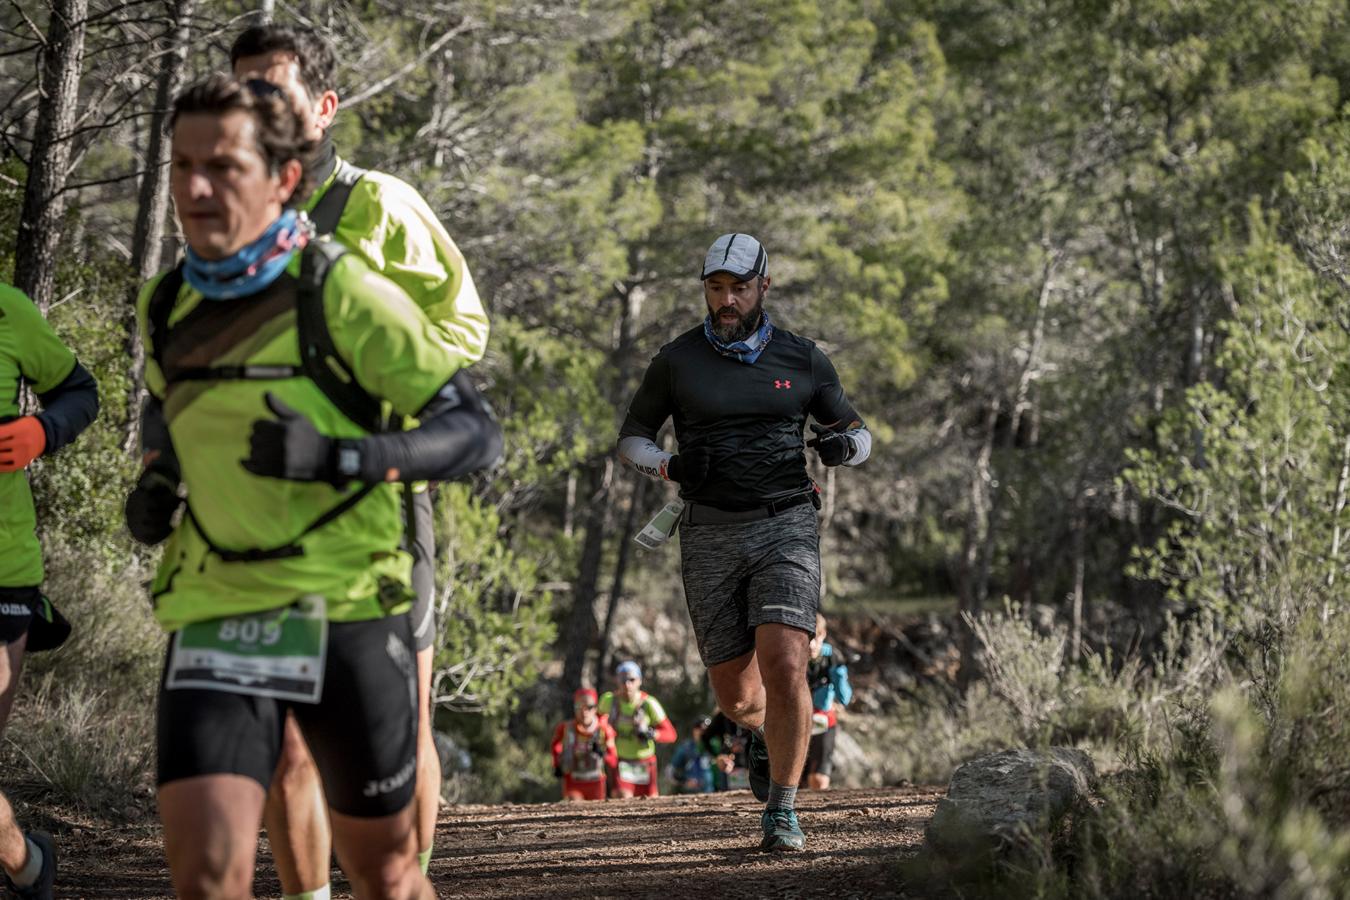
[308,159,367,236]
[145,240,399,566]
[561,724,605,782]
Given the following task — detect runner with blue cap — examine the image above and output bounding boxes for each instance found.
[598,660,677,797]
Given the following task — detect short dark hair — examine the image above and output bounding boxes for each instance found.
[230,24,337,100]
[170,74,314,200]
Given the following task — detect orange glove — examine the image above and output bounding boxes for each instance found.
[0,416,47,472]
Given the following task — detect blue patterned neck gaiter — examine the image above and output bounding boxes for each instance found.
[184,210,310,301]
[703,309,774,364]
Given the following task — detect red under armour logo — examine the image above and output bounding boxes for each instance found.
[774,379,792,389]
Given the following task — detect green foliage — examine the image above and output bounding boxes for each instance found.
[439,707,557,805]
[432,483,556,717]
[1060,611,1350,900]
[1124,200,1349,615]
[3,536,162,817]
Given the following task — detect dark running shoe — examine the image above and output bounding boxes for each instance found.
[747,730,771,802]
[760,808,806,851]
[11,831,56,900]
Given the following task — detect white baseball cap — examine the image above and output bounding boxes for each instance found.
[700,233,768,282]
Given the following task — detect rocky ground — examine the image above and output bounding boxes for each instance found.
[35,786,944,898]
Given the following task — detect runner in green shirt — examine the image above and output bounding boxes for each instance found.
[598,661,677,797]
[1,283,100,899]
[140,74,499,900]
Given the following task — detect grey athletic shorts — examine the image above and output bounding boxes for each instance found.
[678,502,821,667]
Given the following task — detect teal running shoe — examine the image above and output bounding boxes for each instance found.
[760,808,806,851]
[747,730,770,802]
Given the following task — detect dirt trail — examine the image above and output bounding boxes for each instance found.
[46,786,941,898]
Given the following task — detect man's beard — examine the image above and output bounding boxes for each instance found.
[709,293,765,343]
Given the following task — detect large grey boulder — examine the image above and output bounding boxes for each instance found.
[925,747,1096,858]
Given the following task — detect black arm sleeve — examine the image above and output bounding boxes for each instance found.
[353,368,503,483]
[140,396,181,478]
[617,352,673,443]
[806,346,863,430]
[34,361,99,454]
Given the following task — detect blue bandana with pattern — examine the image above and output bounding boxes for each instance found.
[184,210,309,301]
[703,309,774,364]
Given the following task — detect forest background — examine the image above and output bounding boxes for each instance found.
[2,0,1349,895]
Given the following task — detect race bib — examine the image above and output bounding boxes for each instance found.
[618,759,651,785]
[166,595,328,703]
[811,711,831,736]
[727,767,750,791]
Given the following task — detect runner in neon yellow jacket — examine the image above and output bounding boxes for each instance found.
[143,73,499,900]
[125,26,491,896]
[225,25,491,895]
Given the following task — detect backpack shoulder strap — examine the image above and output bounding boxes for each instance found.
[296,240,389,434]
[146,265,185,373]
[309,159,368,236]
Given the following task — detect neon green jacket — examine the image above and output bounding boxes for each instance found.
[135,249,461,631]
[0,284,77,587]
[300,159,489,369]
[598,691,671,761]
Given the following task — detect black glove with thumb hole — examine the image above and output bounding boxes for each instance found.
[125,465,183,546]
[808,424,853,467]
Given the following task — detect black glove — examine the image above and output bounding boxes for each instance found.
[636,725,656,742]
[589,739,605,757]
[666,446,712,491]
[242,392,348,487]
[808,424,853,467]
[125,465,183,545]
[553,764,563,779]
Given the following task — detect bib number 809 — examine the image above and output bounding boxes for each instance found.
[218,617,282,646]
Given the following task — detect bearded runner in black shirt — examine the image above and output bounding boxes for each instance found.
[618,233,871,851]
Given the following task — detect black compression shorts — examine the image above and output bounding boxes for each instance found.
[0,586,37,645]
[157,612,419,817]
[408,489,436,653]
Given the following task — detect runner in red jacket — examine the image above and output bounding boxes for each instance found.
[551,688,618,801]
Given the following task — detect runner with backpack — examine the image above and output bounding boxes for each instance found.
[551,688,618,801]
[597,661,677,798]
[134,74,499,899]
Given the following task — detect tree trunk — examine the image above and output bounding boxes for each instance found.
[1069,498,1086,662]
[560,458,614,702]
[559,248,648,700]
[595,473,648,684]
[965,247,1056,677]
[956,397,999,691]
[125,0,195,453]
[563,470,577,538]
[13,0,88,313]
